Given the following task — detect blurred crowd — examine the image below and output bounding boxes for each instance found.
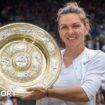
[0,96,17,105]
[0,0,105,105]
[0,0,105,50]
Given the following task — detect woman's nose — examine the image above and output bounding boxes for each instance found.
[67,27,74,35]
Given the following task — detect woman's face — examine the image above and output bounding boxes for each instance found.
[58,13,89,49]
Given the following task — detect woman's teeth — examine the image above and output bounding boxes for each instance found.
[68,37,75,40]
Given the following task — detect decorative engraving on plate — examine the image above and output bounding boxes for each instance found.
[0,41,46,83]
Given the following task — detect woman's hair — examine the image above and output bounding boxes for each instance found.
[57,2,89,26]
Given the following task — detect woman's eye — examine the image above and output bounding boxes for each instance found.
[61,26,67,29]
[73,25,81,28]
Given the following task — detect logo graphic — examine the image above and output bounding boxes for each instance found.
[83,60,91,65]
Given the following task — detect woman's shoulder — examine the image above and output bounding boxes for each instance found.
[85,48,105,71]
[85,47,105,60]
[85,48,105,81]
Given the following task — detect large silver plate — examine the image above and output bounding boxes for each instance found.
[0,23,61,97]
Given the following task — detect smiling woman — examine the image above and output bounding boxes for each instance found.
[21,2,105,105]
[57,2,90,51]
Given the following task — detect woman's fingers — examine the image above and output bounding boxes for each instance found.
[26,87,46,91]
[22,91,35,100]
[21,87,48,100]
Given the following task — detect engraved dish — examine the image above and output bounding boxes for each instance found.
[0,23,61,97]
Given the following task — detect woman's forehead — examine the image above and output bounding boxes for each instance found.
[59,14,83,25]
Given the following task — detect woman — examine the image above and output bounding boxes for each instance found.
[22,2,105,105]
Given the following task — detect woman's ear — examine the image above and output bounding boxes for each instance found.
[85,23,90,35]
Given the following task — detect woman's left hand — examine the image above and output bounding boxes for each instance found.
[21,87,47,100]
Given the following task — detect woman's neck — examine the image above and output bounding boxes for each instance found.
[64,45,85,60]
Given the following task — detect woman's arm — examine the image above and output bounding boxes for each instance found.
[22,86,89,102]
[47,86,89,101]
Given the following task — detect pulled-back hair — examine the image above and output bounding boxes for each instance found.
[57,2,89,26]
